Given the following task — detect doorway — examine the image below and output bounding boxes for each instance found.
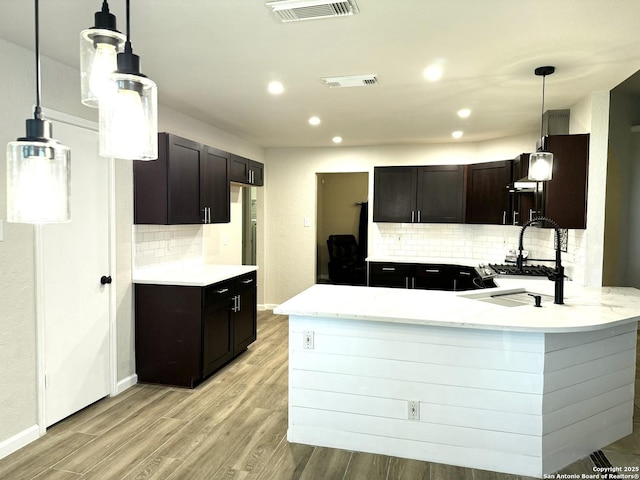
[316,172,369,284]
[36,110,114,430]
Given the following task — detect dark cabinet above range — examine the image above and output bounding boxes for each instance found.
[373,165,464,223]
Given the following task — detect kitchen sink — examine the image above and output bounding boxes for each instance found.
[461,289,554,307]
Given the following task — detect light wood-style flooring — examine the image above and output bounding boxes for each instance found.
[1,311,639,479]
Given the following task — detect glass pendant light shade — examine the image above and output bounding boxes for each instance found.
[80,1,125,108]
[7,119,71,223]
[80,29,125,108]
[528,151,554,181]
[97,0,158,161]
[99,72,157,160]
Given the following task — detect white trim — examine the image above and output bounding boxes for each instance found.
[260,304,278,312]
[108,156,118,396]
[0,425,40,460]
[34,226,46,435]
[116,374,138,395]
[41,107,97,132]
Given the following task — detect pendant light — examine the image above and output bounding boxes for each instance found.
[6,0,71,224]
[80,1,126,108]
[528,66,555,181]
[99,0,157,160]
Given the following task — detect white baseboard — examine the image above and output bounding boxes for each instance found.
[116,374,138,395]
[0,425,40,460]
[260,304,279,312]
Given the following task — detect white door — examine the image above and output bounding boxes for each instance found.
[39,118,112,427]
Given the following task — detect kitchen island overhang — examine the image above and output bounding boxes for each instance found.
[274,281,640,478]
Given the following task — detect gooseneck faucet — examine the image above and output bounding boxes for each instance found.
[516,216,564,305]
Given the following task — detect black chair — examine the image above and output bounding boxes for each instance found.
[326,234,366,285]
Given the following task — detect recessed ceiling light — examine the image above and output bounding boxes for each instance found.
[423,64,443,82]
[309,116,321,126]
[268,81,284,95]
[332,136,343,144]
[452,131,463,139]
[457,108,471,118]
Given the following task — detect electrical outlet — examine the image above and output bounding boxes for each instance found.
[407,400,420,420]
[303,330,314,349]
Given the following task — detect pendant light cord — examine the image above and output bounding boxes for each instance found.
[540,73,546,140]
[126,0,130,43]
[34,0,42,120]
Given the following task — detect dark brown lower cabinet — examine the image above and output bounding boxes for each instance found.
[369,262,494,291]
[135,271,257,388]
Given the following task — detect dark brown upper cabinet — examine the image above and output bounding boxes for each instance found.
[230,154,264,186]
[134,133,230,224]
[465,160,513,225]
[373,165,464,223]
[541,134,589,229]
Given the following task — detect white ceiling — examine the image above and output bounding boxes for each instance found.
[2,0,640,148]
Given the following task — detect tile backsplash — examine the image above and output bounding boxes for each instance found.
[372,223,586,283]
[133,224,204,272]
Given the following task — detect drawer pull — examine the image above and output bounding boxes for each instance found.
[424,269,439,273]
[215,288,229,294]
[459,271,472,276]
[381,267,396,271]
[241,278,254,284]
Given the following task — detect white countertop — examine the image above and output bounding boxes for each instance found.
[274,278,640,333]
[133,264,258,287]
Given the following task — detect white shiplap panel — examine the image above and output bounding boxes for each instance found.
[542,384,634,434]
[290,331,544,372]
[543,367,635,413]
[290,369,543,414]
[544,322,637,352]
[543,349,636,392]
[542,419,632,475]
[291,350,544,393]
[287,424,542,477]
[543,402,633,455]
[291,315,545,352]
[292,388,542,435]
[544,331,637,372]
[289,407,541,456]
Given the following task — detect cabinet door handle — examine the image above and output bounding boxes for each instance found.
[207,207,211,223]
[502,211,506,225]
[216,288,229,294]
[417,210,421,223]
[237,294,241,311]
[202,207,207,223]
[411,211,415,223]
[405,277,409,288]
[529,209,535,222]
[513,211,519,225]
[411,277,415,289]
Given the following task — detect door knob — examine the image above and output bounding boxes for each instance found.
[100,275,112,285]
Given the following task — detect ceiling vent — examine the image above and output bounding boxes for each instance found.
[322,74,378,88]
[266,0,360,22]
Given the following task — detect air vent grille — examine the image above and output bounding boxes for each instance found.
[322,74,378,88]
[266,0,360,22]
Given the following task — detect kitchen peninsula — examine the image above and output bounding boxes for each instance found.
[274,279,640,478]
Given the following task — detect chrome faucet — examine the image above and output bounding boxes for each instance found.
[516,216,564,305]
